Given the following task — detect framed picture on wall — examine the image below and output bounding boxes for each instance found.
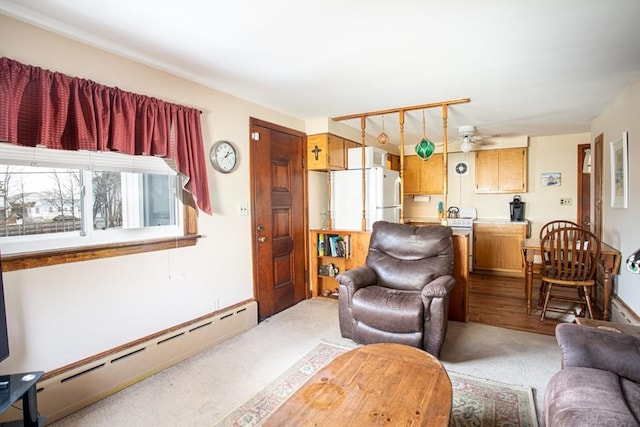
[610,131,629,209]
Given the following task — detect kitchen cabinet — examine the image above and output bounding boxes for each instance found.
[473,222,527,276]
[307,133,358,171]
[388,154,400,171]
[403,154,443,194]
[309,229,468,322]
[475,148,527,193]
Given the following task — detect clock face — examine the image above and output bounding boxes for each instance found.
[210,141,237,173]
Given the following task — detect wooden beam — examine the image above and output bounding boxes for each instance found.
[331,98,470,121]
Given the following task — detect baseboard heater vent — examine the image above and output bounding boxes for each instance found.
[12,300,257,425]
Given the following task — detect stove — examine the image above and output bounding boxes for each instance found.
[447,207,477,228]
[447,207,476,271]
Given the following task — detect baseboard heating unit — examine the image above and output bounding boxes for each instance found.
[1,300,257,425]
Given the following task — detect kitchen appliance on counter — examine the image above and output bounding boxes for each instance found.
[510,195,526,222]
[447,207,477,271]
[331,167,401,231]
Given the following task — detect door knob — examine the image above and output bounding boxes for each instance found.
[257,226,264,232]
[258,236,267,243]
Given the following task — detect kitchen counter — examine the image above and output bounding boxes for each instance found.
[474,218,529,225]
[405,217,528,226]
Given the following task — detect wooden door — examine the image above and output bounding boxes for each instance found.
[577,144,591,230]
[250,118,307,320]
[593,134,603,241]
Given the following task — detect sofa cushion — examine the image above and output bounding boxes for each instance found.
[352,286,423,333]
[544,367,640,426]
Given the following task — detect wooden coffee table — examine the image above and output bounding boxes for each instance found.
[264,343,452,426]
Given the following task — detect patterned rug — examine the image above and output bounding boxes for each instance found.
[214,343,538,427]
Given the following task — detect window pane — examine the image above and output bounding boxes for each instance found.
[92,171,122,230]
[143,174,177,227]
[1,165,81,237]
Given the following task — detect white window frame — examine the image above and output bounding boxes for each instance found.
[0,143,184,256]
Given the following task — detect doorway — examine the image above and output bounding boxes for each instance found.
[250,118,308,320]
[577,144,591,230]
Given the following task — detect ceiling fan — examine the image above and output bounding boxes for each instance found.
[455,125,493,153]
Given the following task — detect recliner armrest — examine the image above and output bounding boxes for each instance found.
[556,323,640,383]
[422,275,456,298]
[336,266,377,294]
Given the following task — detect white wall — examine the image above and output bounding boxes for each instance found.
[591,76,640,316]
[0,15,305,373]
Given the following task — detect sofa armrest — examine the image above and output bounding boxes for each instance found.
[556,323,640,383]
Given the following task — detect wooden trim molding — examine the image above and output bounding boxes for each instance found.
[2,193,201,272]
[2,235,201,272]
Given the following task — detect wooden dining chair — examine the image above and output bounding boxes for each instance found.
[539,220,581,238]
[539,226,601,321]
[537,220,582,307]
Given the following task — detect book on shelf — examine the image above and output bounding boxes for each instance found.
[316,232,353,258]
[318,233,325,256]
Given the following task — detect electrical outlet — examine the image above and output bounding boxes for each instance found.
[238,202,249,216]
[560,198,572,206]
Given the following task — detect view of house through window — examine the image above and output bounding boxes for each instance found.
[0,146,183,254]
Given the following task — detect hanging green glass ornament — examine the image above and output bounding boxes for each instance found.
[415,110,435,160]
[415,137,435,160]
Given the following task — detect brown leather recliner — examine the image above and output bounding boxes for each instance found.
[336,221,456,357]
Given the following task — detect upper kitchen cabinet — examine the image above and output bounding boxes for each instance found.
[475,148,527,193]
[403,154,443,195]
[307,133,358,171]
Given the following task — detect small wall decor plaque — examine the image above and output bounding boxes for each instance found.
[541,172,561,186]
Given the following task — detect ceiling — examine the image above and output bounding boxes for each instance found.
[2,0,640,147]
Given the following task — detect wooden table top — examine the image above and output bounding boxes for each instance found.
[264,343,452,426]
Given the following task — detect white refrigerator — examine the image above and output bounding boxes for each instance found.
[331,167,401,231]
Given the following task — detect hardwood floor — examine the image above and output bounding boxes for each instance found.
[468,272,603,336]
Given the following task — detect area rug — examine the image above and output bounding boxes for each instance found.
[214,343,538,427]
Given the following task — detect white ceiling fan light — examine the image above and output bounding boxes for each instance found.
[460,135,472,153]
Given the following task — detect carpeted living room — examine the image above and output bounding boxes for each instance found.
[48,298,558,426]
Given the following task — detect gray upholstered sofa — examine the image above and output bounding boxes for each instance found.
[544,323,640,426]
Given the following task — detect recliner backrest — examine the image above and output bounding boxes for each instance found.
[366,221,454,291]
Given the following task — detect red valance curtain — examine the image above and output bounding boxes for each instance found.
[0,57,211,215]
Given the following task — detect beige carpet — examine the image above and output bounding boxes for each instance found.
[215,342,538,426]
[48,298,560,426]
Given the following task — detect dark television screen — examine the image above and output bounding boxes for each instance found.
[0,255,9,363]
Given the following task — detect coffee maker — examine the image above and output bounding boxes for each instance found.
[510,195,526,222]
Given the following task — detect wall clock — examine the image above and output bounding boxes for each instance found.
[210,140,237,173]
[454,161,469,176]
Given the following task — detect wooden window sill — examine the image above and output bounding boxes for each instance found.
[1,235,201,272]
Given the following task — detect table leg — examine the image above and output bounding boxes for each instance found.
[524,251,534,315]
[602,254,614,321]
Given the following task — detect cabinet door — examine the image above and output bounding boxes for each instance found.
[499,148,527,192]
[475,148,527,193]
[473,224,526,276]
[327,134,346,170]
[473,227,499,270]
[403,154,443,194]
[403,155,422,194]
[475,150,500,192]
[421,154,443,194]
[307,134,329,171]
